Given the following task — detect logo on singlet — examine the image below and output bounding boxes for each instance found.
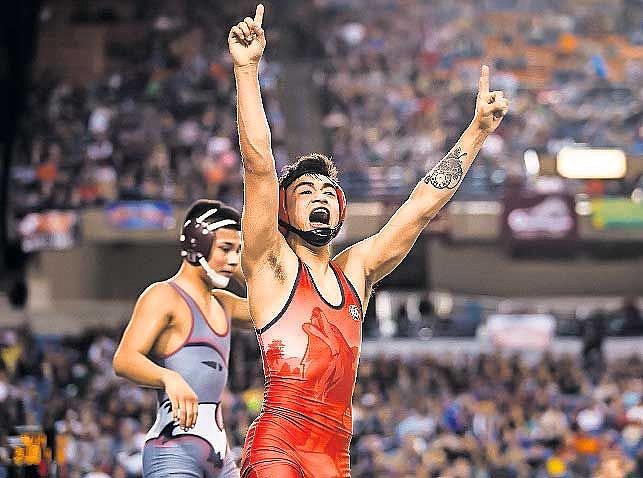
[202,360,224,371]
[349,304,361,321]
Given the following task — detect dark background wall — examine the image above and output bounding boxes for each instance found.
[29,238,643,301]
[1,1,40,306]
[429,240,643,296]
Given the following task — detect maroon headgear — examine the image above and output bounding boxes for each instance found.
[180,200,240,266]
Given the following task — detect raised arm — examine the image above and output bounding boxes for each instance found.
[337,65,509,285]
[229,5,285,271]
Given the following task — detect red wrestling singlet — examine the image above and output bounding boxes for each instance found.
[241,259,363,478]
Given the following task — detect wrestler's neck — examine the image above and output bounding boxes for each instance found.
[287,234,332,274]
[174,261,217,298]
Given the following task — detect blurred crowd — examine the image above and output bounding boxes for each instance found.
[4,2,643,477]
[10,0,643,215]
[315,0,643,198]
[1,324,642,478]
[0,325,259,478]
[10,0,286,216]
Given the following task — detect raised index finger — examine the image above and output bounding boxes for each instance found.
[478,65,490,97]
[254,4,264,28]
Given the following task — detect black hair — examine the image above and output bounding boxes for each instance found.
[278,153,338,190]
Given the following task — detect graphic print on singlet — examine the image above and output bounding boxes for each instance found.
[241,260,363,478]
[144,282,235,477]
[265,306,358,406]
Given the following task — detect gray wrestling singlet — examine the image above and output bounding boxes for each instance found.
[143,282,240,478]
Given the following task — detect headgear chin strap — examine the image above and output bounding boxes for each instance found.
[198,257,230,289]
[278,175,347,248]
[180,201,240,289]
[277,220,341,247]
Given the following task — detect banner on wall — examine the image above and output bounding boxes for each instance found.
[18,210,79,252]
[503,193,577,241]
[482,314,556,350]
[591,198,643,230]
[105,201,176,230]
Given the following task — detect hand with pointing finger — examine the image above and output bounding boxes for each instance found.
[228,4,266,68]
[474,65,509,133]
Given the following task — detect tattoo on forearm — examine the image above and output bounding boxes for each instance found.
[423,147,467,189]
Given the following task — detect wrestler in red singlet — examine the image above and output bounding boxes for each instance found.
[229,5,508,478]
[241,259,362,477]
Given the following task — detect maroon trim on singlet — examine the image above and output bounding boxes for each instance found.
[182,342,230,367]
[156,282,196,359]
[256,260,303,335]
[172,282,230,337]
[205,293,230,337]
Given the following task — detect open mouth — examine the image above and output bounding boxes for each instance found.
[309,207,330,226]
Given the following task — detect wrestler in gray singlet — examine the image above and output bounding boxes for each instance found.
[143,282,240,478]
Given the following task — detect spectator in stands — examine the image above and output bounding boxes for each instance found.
[2,322,643,477]
[12,0,642,214]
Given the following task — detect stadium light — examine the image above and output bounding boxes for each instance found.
[556,146,627,179]
[523,149,540,176]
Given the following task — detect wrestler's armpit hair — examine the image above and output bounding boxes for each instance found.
[278,153,338,190]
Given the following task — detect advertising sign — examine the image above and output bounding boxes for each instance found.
[18,210,79,252]
[483,314,556,350]
[591,198,643,230]
[503,193,577,241]
[105,201,175,230]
